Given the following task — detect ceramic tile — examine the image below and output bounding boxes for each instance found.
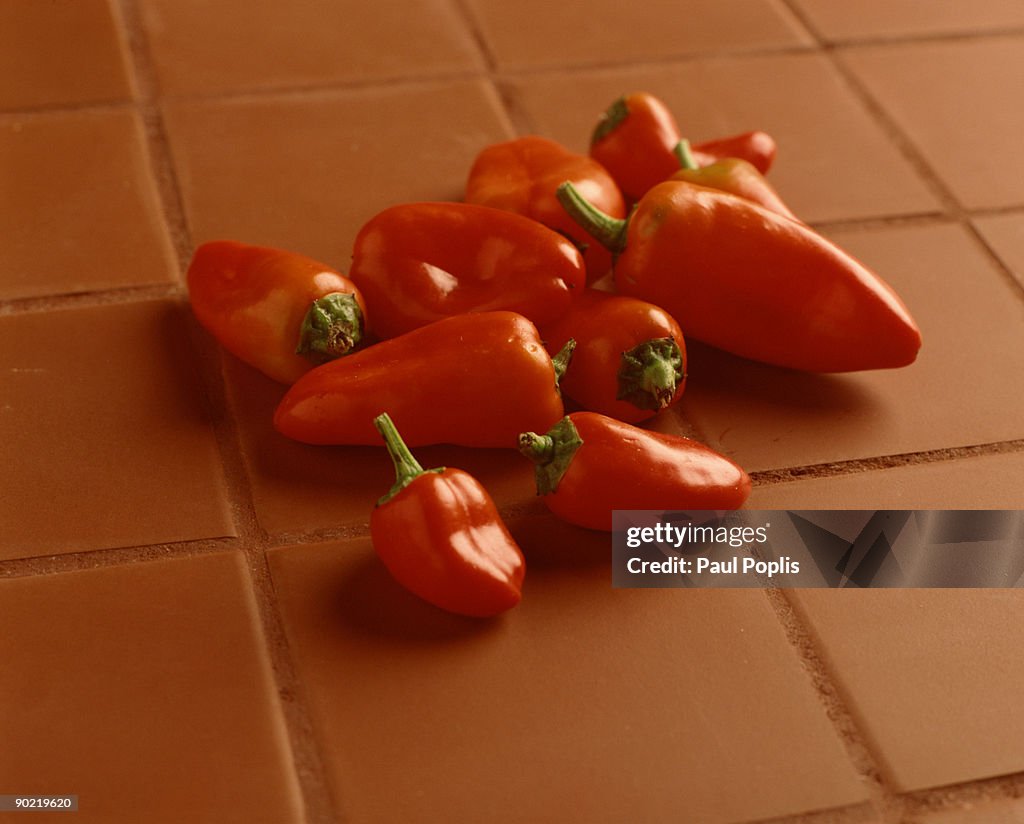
[924,798,1024,824]
[0,0,134,110]
[223,356,537,536]
[975,211,1024,290]
[507,54,940,224]
[0,300,234,560]
[749,451,1024,510]
[466,0,812,71]
[267,527,867,823]
[793,0,1024,41]
[842,37,1024,211]
[0,108,178,300]
[680,222,1024,473]
[790,588,1024,791]
[163,79,514,271]
[0,552,303,823]
[138,0,483,97]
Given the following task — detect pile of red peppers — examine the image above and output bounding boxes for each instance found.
[187,91,921,619]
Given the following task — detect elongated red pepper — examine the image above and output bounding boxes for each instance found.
[519,412,750,531]
[274,311,571,447]
[348,202,585,339]
[558,181,922,373]
[464,135,627,282]
[371,413,525,618]
[540,290,686,423]
[590,92,777,202]
[689,130,776,176]
[187,240,367,384]
[671,140,797,221]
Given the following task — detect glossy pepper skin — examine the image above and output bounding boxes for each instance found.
[371,413,525,618]
[187,240,368,384]
[689,130,776,176]
[274,311,569,447]
[671,139,797,221]
[348,201,585,339]
[464,135,627,283]
[590,92,776,202]
[558,180,922,373]
[540,290,687,424]
[519,412,750,532]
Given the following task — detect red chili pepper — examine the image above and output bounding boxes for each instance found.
[464,135,627,283]
[671,139,797,221]
[519,412,750,531]
[540,290,687,424]
[370,413,525,618]
[557,181,921,373]
[186,240,368,384]
[274,311,572,447]
[689,130,776,176]
[348,201,585,339]
[590,92,777,202]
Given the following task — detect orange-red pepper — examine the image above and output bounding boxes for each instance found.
[558,180,922,373]
[187,240,367,384]
[689,130,776,176]
[464,135,627,283]
[540,290,687,424]
[274,311,570,447]
[371,413,525,618]
[590,91,777,202]
[671,139,797,221]
[519,412,750,531]
[348,201,585,339]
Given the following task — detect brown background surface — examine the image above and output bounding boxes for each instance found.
[2,1,1023,822]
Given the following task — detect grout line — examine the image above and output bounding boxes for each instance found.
[761,587,898,822]
[111,3,343,822]
[749,439,1024,487]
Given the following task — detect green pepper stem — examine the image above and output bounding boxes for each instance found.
[374,413,441,504]
[617,337,685,412]
[551,338,576,388]
[296,292,364,364]
[590,95,630,145]
[556,182,628,254]
[673,139,699,171]
[517,416,583,496]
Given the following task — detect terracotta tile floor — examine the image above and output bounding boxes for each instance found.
[2,2,1022,822]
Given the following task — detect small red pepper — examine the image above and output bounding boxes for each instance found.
[671,139,797,221]
[187,240,367,384]
[519,412,750,531]
[540,290,687,424]
[464,135,627,283]
[558,180,922,373]
[590,92,777,202]
[689,130,776,176]
[370,413,525,618]
[348,202,585,339]
[274,311,572,447]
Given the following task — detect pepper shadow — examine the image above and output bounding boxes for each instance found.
[332,552,510,645]
[683,339,884,414]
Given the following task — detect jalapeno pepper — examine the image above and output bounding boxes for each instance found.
[274,311,571,447]
[371,413,525,618]
[186,240,367,384]
[348,201,585,339]
[557,180,922,373]
[540,290,686,423]
[519,412,750,531]
[464,135,627,283]
[590,91,777,202]
[671,140,797,221]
